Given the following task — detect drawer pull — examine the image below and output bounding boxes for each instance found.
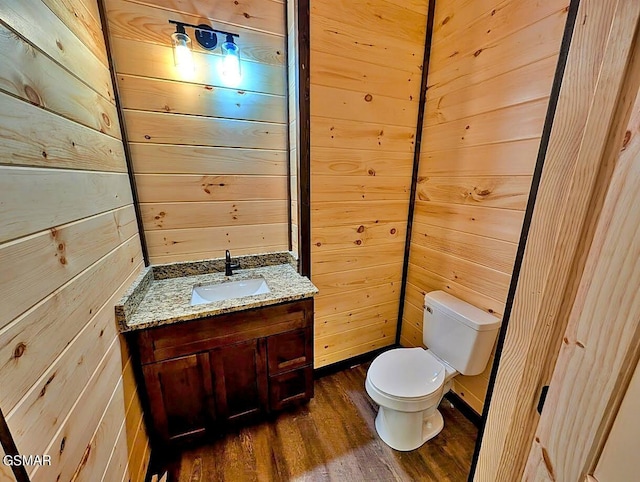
[277,356,306,370]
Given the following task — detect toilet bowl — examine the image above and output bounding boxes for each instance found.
[365,347,457,451]
[365,291,501,451]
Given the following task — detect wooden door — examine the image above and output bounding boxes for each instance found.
[211,339,268,422]
[522,75,640,480]
[143,352,215,442]
[592,358,640,481]
[474,1,640,480]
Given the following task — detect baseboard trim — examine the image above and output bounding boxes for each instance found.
[313,344,398,379]
[444,391,482,428]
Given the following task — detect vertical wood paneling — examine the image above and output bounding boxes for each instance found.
[310,0,429,367]
[105,0,289,263]
[401,0,568,412]
[0,1,149,480]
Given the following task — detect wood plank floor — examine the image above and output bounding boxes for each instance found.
[165,363,477,481]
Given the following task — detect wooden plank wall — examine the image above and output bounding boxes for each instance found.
[309,0,429,367]
[104,0,290,264]
[0,0,150,480]
[400,0,569,413]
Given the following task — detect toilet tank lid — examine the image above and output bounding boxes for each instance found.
[425,291,501,332]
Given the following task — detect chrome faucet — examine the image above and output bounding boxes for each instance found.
[225,250,240,276]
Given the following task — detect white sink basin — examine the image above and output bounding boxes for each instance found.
[190,277,270,306]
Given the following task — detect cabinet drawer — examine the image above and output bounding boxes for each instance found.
[269,366,313,411]
[267,327,312,375]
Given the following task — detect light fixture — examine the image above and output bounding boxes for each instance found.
[169,20,241,85]
[170,23,194,75]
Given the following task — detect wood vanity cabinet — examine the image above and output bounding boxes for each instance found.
[131,298,314,445]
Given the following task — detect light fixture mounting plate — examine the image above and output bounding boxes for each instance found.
[195,24,217,50]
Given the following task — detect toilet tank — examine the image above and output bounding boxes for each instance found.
[423,291,501,376]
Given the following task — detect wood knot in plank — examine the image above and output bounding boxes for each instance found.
[357,225,365,233]
[368,169,376,176]
[364,94,373,102]
[622,130,632,150]
[40,372,56,397]
[24,85,42,106]
[13,342,27,359]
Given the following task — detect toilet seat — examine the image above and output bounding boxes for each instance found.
[367,348,445,400]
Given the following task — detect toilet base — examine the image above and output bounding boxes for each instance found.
[374,405,444,451]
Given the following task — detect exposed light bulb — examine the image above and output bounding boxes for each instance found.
[171,32,194,76]
[219,36,242,87]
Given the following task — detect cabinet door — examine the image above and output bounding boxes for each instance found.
[142,352,215,443]
[211,339,268,422]
[269,366,314,411]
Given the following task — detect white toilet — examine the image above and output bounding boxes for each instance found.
[365,290,501,451]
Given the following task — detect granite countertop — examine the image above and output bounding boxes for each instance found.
[115,252,318,332]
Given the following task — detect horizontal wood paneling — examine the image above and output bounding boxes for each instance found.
[310,0,428,367]
[0,206,138,331]
[312,222,405,252]
[135,174,287,202]
[0,167,132,243]
[105,0,285,65]
[145,223,288,256]
[401,0,567,412]
[107,0,289,262]
[409,244,511,302]
[0,25,120,138]
[148,244,287,264]
[0,1,149,480]
[312,175,411,202]
[140,200,288,230]
[311,85,418,128]
[427,7,568,99]
[315,282,401,320]
[123,110,287,149]
[117,75,286,123]
[311,116,416,152]
[0,93,126,172]
[40,0,109,66]
[110,37,285,95]
[405,263,505,318]
[413,201,525,243]
[312,263,403,297]
[130,0,287,36]
[0,0,113,99]
[0,236,142,413]
[416,176,532,210]
[312,243,406,276]
[421,139,541,176]
[422,99,549,152]
[312,16,422,74]
[311,147,414,177]
[316,301,398,336]
[311,200,408,227]
[311,50,421,102]
[129,144,287,175]
[424,56,558,125]
[411,223,518,273]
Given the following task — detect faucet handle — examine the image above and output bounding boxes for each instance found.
[225,249,231,262]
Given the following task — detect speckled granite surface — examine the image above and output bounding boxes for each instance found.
[115,252,316,332]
